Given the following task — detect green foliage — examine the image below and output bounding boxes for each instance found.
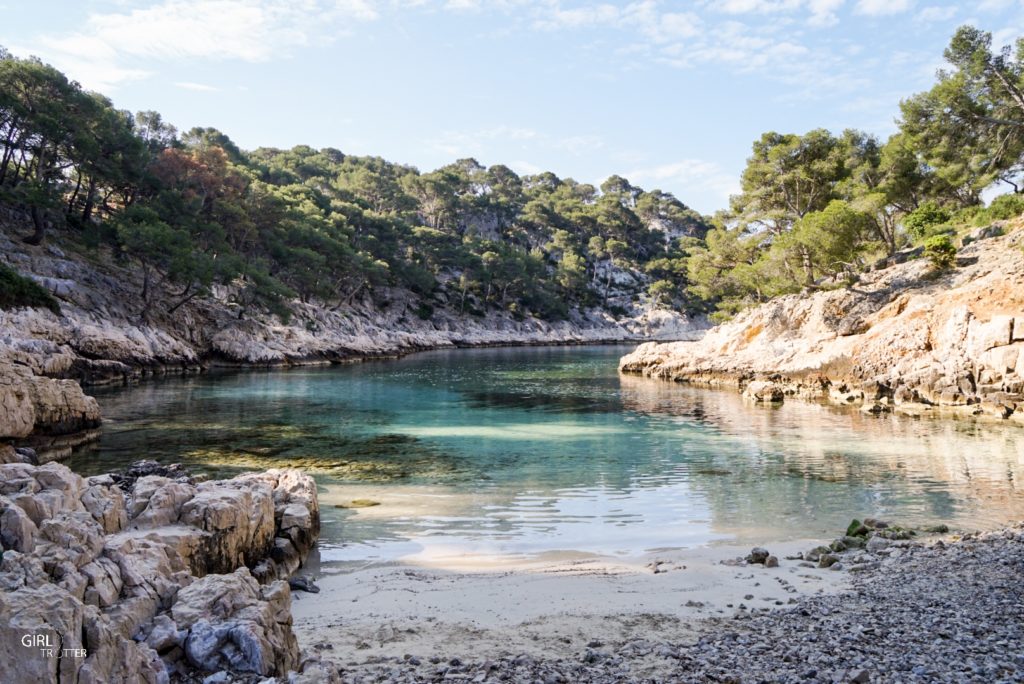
[783,200,874,283]
[903,201,951,241]
[647,279,676,306]
[898,26,1024,202]
[923,234,958,270]
[415,302,434,320]
[684,24,1024,320]
[0,262,60,314]
[731,128,848,234]
[982,193,1024,221]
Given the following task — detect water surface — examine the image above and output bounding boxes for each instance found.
[68,346,1024,567]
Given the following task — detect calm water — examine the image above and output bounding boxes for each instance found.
[68,346,1024,566]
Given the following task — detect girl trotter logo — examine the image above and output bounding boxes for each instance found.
[20,630,86,660]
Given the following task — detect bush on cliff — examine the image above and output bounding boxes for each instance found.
[0,263,60,314]
[923,235,957,270]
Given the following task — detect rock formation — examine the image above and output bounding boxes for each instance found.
[0,363,100,459]
[0,461,332,683]
[621,224,1024,424]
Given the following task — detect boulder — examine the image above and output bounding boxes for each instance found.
[131,479,196,529]
[0,495,39,552]
[179,482,275,573]
[742,381,785,403]
[81,475,128,534]
[745,547,770,564]
[172,568,299,676]
[0,364,36,439]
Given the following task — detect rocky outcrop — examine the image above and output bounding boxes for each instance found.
[0,362,100,456]
[0,461,331,683]
[620,224,1024,424]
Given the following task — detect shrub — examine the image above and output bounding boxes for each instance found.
[415,302,434,320]
[983,193,1024,222]
[904,201,951,241]
[923,234,957,270]
[0,263,61,314]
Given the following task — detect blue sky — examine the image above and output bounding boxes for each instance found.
[3,1,1023,214]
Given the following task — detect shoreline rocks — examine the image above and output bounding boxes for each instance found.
[620,226,1024,426]
[0,460,332,684]
[1,363,100,459]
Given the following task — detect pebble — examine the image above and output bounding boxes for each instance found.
[331,524,1024,683]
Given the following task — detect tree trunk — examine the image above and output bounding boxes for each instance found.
[81,178,97,224]
[66,171,83,217]
[167,284,200,314]
[24,204,46,245]
[801,245,815,287]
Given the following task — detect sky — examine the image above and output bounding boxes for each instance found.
[3,1,1023,214]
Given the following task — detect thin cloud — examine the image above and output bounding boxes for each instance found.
[807,0,844,27]
[554,135,605,155]
[510,160,543,176]
[23,0,378,91]
[700,0,844,26]
[854,0,915,16]
[431,126,540,158]
[915,6,957,23]
[174,81,219,92]
[626,159,741,212]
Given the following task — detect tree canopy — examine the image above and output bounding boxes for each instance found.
[683,24,1024,320]
[0,47,710,322]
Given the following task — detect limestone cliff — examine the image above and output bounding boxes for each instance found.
[620,223,1024,425]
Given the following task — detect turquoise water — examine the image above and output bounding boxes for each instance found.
[68,345,1024,565]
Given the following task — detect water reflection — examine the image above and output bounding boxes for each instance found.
[66,346,1024,565]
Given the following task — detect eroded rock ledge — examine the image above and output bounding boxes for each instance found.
[620,227,1024,425]
[0,461,334,684]
[0,363,101,460]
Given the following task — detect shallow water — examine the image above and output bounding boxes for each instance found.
[68,345,1024,566]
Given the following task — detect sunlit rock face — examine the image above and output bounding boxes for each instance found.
[621,227,1024,423]
[0,362,100,447]
[0,462,324,683]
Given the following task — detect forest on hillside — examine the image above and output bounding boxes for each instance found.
[1,25,1023,323]
[0,45,708,323]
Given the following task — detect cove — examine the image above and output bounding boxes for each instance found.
[67,345,1024,568]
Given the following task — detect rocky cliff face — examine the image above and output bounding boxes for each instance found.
[0,461,331,683]
[0,221,705,448]
[620,224,1024,425]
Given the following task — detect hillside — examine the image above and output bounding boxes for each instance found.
[621,222,1024,425]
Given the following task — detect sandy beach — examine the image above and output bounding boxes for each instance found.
[290,527,1024,683]
[291,539,847,671]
